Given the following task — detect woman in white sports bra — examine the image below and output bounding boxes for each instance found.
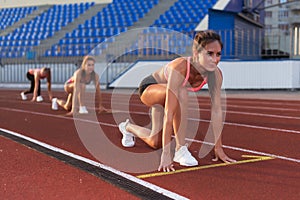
[119,30,236,172]
[52,56,110,115]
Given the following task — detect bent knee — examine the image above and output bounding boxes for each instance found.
[64,83,74,93]
[148,136,162,150]
[150,142,162,150]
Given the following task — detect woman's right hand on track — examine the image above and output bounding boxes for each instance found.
[158,151,175,172]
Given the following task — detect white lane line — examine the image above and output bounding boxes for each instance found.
[226,104,300,112]
[186,101,300,112]
[1,106,300,163]
[223,109,300,120]
[112,102,300,120]
[130,110,300,133]
[1,107,300,134]
[93,101,300,120]
[186,138,300,163]
[1,98,300,119]
[2,97,300,113]
[0,128,189,200]
[189,117,300,134]
[0,107,117,127]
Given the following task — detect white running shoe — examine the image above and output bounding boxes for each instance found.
[173,145,198,166]
[79,106,88,114]
[51,98,58,110]
[118,119,135,147]
[20,92,27,100]
[36,96,43,102]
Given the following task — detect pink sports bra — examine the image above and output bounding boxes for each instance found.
[164,57,207,92]
[66,77,74,84]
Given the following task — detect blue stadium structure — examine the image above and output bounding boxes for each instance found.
[0,0,299,90]
[0,0,296,62]
[0,6,38,30]
[152,0,217,32]
[0,0,233,61]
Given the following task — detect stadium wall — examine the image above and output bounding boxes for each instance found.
[0,0,111,8]
[109,60,300,90]
[1,60,300,90]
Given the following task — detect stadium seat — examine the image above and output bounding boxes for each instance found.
[0,2,94,58]
[1,0,217,58]
[48,0,158,57]
[0,6,38,30]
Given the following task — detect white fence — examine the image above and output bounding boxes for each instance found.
[110,60,300,90]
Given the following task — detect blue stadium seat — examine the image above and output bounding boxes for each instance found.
[2,2,94,58]
[0,6,37,30]
[152,0,217,33]
[1,0,216,58]
[49,0,158,57]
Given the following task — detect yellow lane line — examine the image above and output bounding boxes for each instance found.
[137,155,274,179]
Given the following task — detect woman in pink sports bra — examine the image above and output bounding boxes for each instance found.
[21,67,52,102]
[119,30,236,172]
[53,56,110,115]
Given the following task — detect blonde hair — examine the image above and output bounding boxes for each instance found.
[80,55,96,83]
[81,55,95,69]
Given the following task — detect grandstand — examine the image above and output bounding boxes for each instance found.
[0,0,263,61]
[0,0,299,89]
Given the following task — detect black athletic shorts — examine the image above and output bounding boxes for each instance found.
[138,74,158,97]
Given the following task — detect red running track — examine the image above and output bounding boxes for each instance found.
[0,89,299,200]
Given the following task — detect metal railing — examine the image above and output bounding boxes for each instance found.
[0,27,299,86]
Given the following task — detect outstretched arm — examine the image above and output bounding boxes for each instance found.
[70,70,81,114]
[208,69,236,163]
[31,72,40,101]
[158,64,185,172]
[95,74,111,113]
[47,72,53,100]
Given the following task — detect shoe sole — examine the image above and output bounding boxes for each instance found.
[121,140,134,148]
[21,94,27,100]
[173,156,198,166]
[119,122,135,147]
[173,160,198,167]
[79,106,88,114]
[51,99,58,110]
